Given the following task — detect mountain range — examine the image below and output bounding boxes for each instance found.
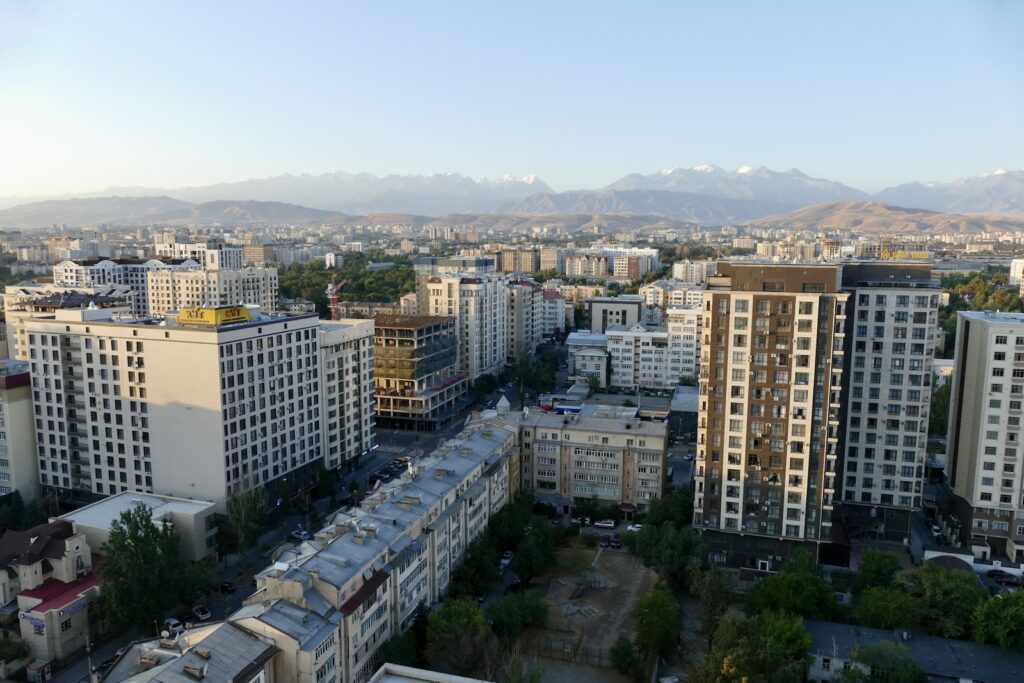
[3,166,1024,230]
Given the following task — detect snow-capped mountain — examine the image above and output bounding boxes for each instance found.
[605,165,870,206]
[875,169,1024,216]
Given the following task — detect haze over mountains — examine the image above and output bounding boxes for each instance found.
[2,166,1024,230]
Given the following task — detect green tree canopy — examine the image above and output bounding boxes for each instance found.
[632,586,681,659]
[747,550,838,620]
[485,590,547,640]
[836,642,927,683]
[894,563,986,638]
[853,550,903,596]
[690,613,808,683]
[855,587,921,630]
[97,503,212,632]
[427,598,495,676]
[691,565,732,648]
[973,590,1024,649]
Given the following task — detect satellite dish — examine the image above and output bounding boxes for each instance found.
[160,630,170,639]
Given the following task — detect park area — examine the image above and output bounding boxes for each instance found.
[520,537,659,677]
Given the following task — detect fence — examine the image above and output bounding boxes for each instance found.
[521,634,613,669]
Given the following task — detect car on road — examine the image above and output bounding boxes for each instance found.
[571,516,592,526]
[610,533,622,549]
[930,523,942,535]
[163,617,184,636]
[218,581,237,594]
[95,657,117,678]
[627,523,643,533]
[599,535,610,548]
[594,519,616,529]
[500,550,514,570]
[683,454,694,461]
[988,569,1011,579]
[291,529,312,541]
[995,575,1023,587]
[192,604,212,621]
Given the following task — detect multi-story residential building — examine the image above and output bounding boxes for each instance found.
[320,319,376,474]
[52,258,198,315]
[693,263,848,569]
[566,331,609,388]
[243,243,277,265]
[241,423,515,683]
[607,325,672,390]
[146,266,279,316]
[154,239,244,270]
[3,284,134,363]
[494,248,540,274]
[612,256,641,280]
[507,279,543,362]
[4,520,98,663]
[838,263,940,540]
[539,247,566,273]
[639,279,704,308]
[666,304,702,382]
[520,404,667,513]
[424,272,509,380]
[540,290,569,337]
[565,254,608,278]
[24,305,373,510]
[399,292,418,316]
[1010,258,1024,287]
[586,295,644,334]
[413,256,495,315]
[947,311,1024,563]
[672,260,717,285]
[0,360,37,500]
[542,280,607,306]
[373,315,466,433]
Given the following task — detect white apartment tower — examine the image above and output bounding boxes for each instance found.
[154,240,244,270]
[666,304,702,382]
[947,311,1024,563]
[319,319,376,474]
[839,264,940,539]
[672,260,717,285]
[52,258,199,315]
[24,306,375,509]
[146,267,279,316]
[507,279,543,362]
[424,272,510,380]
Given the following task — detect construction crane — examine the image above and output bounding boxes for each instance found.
[326,277,340,321]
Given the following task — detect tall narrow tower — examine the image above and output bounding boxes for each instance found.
[326,278,340,321]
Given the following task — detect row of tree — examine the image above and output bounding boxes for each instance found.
[936,268,1020,358]
[0,491,49,536]
[276,254,416,316]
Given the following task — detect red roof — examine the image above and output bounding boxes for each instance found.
[542,290,564,300]
[20,572,100,614]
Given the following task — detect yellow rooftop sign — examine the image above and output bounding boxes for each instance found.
[176,306,252,327]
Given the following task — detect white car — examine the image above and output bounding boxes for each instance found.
[627,523,643,533]
[291,529,312,541]
[594,519,616,529]
[500,550,514,570]
[192,605,212,621]
[163,618,183,636]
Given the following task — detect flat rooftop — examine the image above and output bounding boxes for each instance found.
[374,314,453,329]
[60,491,214,529]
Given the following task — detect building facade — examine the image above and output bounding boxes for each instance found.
[52,258,198,315]
[424,272,510,380]
[146,266,279,316]
[0,360,38,500]
[320,319,376,474]
[586,295,644,334]
[373,315,466,433]
[672,259,717,285]
[693,263,848,569]
[666,304,702,382]
[154,239,244,270]
[607,324,672,390]
[507,279,543,362]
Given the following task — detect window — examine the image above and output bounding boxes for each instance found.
[61,619,72,632]
[996,335,1008,345]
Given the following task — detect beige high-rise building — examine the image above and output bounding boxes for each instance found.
[694,263,848,570]
[146,266,279,316]
[507,279,543,361]
[947,311,1024,563]
[0,360,38,500]
[424,271,510,380]
[24,306,374,509]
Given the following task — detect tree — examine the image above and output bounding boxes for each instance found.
[376,631,418,667]
[928,380,952,437]
[427,598,496,676]
[842,642,927,683]
[485,590,547,640]
[894,563,985,638]
[758,612,811,661]
[853,550,902,596]
[691,565,731,648]
[632,586,680,659]
[973,590,1024,649]
[448,534,501,598]
[747,551,837,620]
[855,587,920,630]
[511,523,555,583]
[97,504,212,631]
[610,635,644,680]
[645,488,694,529]
[690,613,807,683]
[221,489,264,554]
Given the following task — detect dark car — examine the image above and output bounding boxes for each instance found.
[599,535,610,548]
[218,581,237,594]
[987,569,1011,579]
[610,533,622,549]
[996,575,1023,587]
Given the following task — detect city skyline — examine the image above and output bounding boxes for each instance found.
[2,1,1023,196]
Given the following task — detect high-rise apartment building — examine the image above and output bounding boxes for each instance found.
[413,256,495,316]
[607,325,672,390]
[586,295,644,334]
[320,319,376,474]
[539,247,566,273]
[494,248,540,274]
[243,244,277,265]
[154,240,244,270]
[24,306,374,509]
[507,279,543,361]
[540,290,569,337]
[146,267,279,316]
[838,264,940,539]
[0,360,38,500]
[666,304,702,382]
[424,271,509,380]
[947,311,1024,563]
[694,263,848,569]
[52,258,198,315]
[672,260,717,285]
[373,315,466,432]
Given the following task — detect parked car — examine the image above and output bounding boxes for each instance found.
[291,529,312,541]
[163,617,184,636]
[218,581,237,594]
[192,604,212,621]
[996,575,1023,587]
[930,523,942,535]
[500,551,514,570]
[627,523,643,533]
[594,519,616,529]
[549,514,563,526]
[683,454,694,461]
[599,535,611,548]
[571,516,592,526]
[987,569,1011,579]
[610,534,622,549]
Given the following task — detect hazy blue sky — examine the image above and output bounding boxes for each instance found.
[1,1,1022,196]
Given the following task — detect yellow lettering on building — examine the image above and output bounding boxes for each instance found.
[176,306,252,326]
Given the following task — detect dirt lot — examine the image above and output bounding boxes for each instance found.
[528,540,659,658]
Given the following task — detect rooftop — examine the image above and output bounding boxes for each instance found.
[369,663,491,683]
[522,404,667,437]
[960,310,1024,324]
[374,314,454,330]
[60,491,214,531]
